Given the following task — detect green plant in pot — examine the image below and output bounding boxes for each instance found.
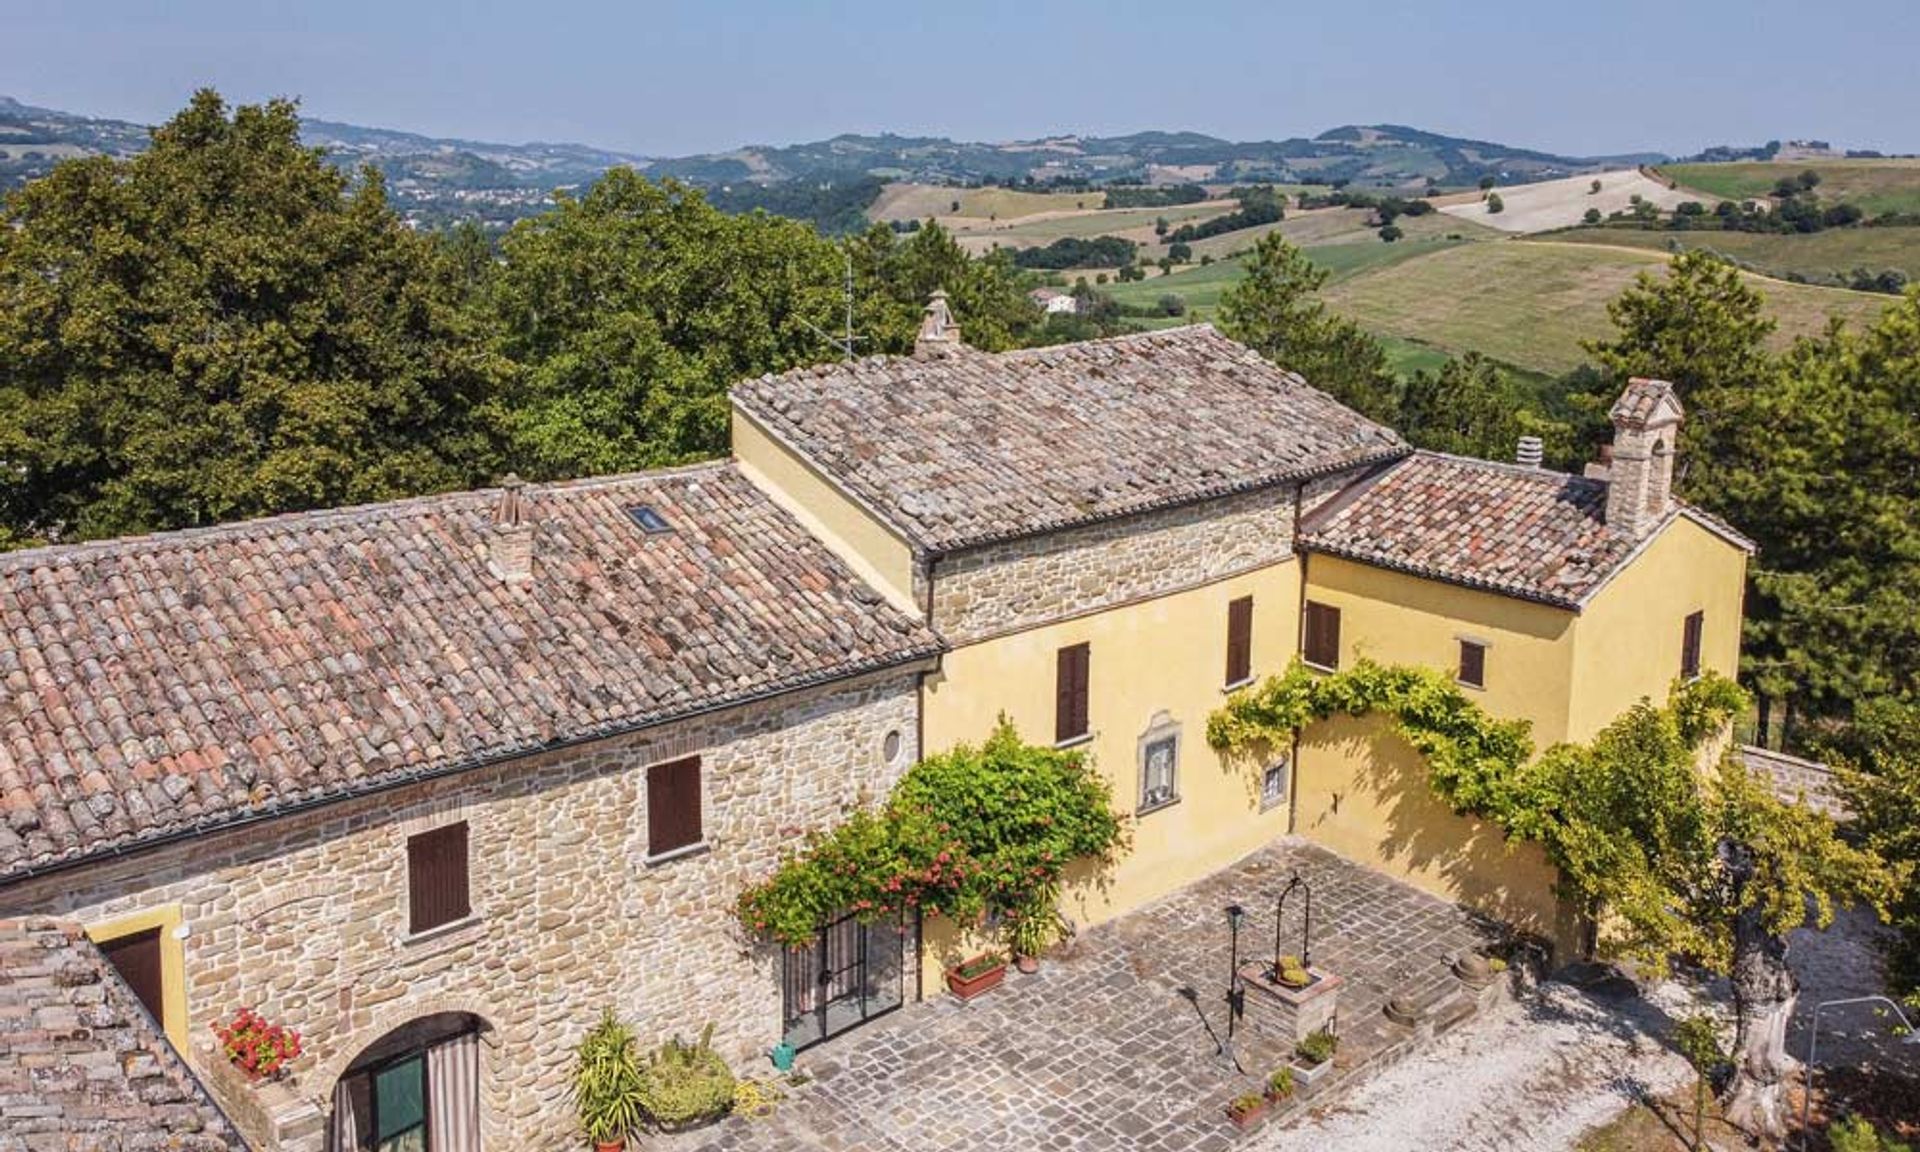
[636,1022,737,1132]
[1007,902,1057,974]
[570,1009,645,1152]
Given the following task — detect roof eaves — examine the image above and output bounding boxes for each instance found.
[926,443,1413,558]
[0,639,945,888]
[1301,538,1586,611]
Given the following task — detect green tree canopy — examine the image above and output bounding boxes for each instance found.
[0,90,505,544]
[1218,233,1399,423]
[484,169,846,480]
[844,220,1036,355]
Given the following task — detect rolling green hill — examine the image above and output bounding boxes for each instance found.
[1539,226,1920,287]
[1659,160,1920,216]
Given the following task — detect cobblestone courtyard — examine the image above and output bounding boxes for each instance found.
[667,839,1501,1152]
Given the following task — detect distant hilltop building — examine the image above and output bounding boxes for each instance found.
[1027,286,1079,314]
[0,303,1749,1148]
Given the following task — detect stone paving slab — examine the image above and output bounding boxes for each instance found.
[666,839,1502,1152]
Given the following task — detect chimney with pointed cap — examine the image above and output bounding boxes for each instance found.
[488,474,534,584]
[1603,378,1684,538]
[914,289,963,359]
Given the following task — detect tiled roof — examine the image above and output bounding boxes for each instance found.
[0,464,940,880]
[1611,377,1683,427]
[1300,451,1746,609]
[732,325,1407,553]
[0,917,247,1150]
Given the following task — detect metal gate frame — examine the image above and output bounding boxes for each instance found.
[780,908,907,1051]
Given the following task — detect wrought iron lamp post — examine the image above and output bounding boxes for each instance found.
[1270,871,1313,982]
[1797,995,1919,1150]
[1221,898,1251,1067]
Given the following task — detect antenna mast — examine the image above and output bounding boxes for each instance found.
[801,250,863,363]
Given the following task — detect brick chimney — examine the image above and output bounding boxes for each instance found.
[488,474,534,584]
[914,290,962,359]
[1603,378,1684,538]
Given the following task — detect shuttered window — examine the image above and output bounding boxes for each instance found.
[1302,602,1341,670]
[1458,640,1487,689]
[407,822,471,935]
[1226,596,1254,686]
[1681,611,1704,680]
[1055,643,1091,744]
[647,756,704,858]
[99,927,166,1028]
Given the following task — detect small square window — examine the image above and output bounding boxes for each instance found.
[1458,640,1487,689]
[1260,759,1290,811]
[647,756,703,859]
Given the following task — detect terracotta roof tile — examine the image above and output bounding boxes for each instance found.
[0,464,939,880]
[1302,452,1655,609]
[732,325,1407,553]
[0,916,247,1149]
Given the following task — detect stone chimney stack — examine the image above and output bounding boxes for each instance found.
[914,290,963,359]
[1515,435,1544,468]
[1603,378,1684,538]
[488,474,534,585]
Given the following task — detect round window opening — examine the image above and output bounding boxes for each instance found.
[882,729,904,765]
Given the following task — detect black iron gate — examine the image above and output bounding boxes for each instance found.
[781,909,905,1051]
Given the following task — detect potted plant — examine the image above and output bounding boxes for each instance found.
[212,1007,303,1083]
[635,1023,736,1133]
[1008,912,1052,975]
[1225,1091,1268,1129]
[1292,1027,1338,1086]
[1275,954,1312,989]
[946,952,1008,1001]
[570,1009,644,1152]
[1263,1066,1295,1104]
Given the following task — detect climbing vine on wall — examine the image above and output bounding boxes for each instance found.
[1205,659,1539,829]
[736,720,1126,947]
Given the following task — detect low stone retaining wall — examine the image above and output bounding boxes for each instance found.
[1740,745,1849,818]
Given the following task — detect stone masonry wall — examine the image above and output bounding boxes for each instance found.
[929,481,1312,643]
[0,668,921,1150]
[1740,744,1849,818]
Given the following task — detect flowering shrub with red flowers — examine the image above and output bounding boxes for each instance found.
[736,719,1126,947]
[213,1007,303,1081]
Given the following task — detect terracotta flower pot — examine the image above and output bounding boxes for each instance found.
[1015,954,1039,975]
[1226,1099,1268,1129]
[593,1139,625,1152]
[945,955,1007,1001]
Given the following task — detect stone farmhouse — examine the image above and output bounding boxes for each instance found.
[0,297,1749,1149]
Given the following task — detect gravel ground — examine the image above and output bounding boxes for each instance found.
[1248,978,1702,1152]
[1247,908,1908,1152]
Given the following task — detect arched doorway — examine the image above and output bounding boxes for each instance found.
[328,1012,485,1152]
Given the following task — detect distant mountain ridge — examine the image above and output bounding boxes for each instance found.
[4,93,1679,229]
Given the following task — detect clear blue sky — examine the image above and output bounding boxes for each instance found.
[7,0,1918,157]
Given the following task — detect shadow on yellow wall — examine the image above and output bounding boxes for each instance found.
[1298,713,1583,956]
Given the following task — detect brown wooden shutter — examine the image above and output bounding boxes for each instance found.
[1681,611,1704,679]
[1226,597,1254,686]
[99,927,165,1028]
[407,822,471,935]
[1303,602,1341,669]
[647,756,703,856]
[1055,643,1090,743]
[1458,640,1487,688]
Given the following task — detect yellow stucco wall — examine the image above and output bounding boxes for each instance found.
[919,560,1303,982]
[731,406,921,614]
[1294,555,1580,945]
[1567,515,1749,740]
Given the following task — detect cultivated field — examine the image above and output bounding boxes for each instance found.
[956,201,1233,254]
[1658,159,1920,216]
[1541,226,1920,284]
[869,183,1103,222]
[1435,169,1702,234]
[1319,241,1893,376]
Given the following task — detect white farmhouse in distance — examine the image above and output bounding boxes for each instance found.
[1028,287,1079,314]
